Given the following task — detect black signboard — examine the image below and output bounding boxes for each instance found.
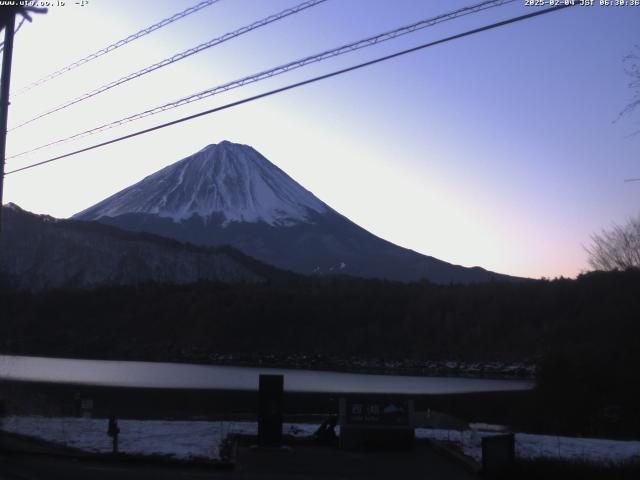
[339,397,415,450]
[344,398,411,426]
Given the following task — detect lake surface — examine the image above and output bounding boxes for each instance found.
[0,355,534,394]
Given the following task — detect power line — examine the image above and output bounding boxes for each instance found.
[9,0,328,131]
[624,178,640,183]
[15,16,26,34]
[7,0,515,160]
[11,0,222,96]
[4,4,575,176]
[0,17,26,53]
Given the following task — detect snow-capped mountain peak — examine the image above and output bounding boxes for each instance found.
[74,141,328,226]
[73,140,515,283]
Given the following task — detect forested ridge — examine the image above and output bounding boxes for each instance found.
[1,270,638,362]
[1,269,639,436]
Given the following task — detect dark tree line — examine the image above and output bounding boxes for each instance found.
[1,269,640,436]
[1,270,638,365]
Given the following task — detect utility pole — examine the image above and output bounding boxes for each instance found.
[0,10,16,236]
[0,4,46,237]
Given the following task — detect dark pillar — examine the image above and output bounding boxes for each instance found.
[258,374,283,447]
[0,11,16,236]
[482,433,515,477]
[107,415,120,455]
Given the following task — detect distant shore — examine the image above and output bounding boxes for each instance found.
[0,349,536,381]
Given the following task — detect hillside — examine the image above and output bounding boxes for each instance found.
[0,204,296,290]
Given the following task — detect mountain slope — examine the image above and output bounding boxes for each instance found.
[76,141,328,226]
[74,141,517,283]
[0,204,294,291]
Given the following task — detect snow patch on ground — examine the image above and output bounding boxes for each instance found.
[0,416,316,460]
[415,428,640,465]
[2,416,639,464]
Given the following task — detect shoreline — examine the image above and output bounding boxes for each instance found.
[0,351,537,381]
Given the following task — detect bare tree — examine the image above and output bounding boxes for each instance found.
[618,47,639,183]
[586,214,640,271]
[619,45,640,131]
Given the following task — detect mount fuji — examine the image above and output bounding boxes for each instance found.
[74,141,514,283]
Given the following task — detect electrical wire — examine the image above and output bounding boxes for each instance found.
[4,4,576,176]
[9,0,328,131]
[7,0,515,160]
[15,16,26,34]
[11,0,222,96]
[0,17,26,53]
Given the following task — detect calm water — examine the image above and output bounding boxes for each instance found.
[0,355,534,394]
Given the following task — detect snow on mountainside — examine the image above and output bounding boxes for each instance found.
[75,141,328,226]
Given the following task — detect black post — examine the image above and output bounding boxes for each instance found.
[107,415,120,455]
[257,374,283,447]
[0,12,16,236]
[481,433,515,477]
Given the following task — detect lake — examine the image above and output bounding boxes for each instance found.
[0,355,534,394]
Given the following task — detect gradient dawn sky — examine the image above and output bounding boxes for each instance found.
[2,0,639,279]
